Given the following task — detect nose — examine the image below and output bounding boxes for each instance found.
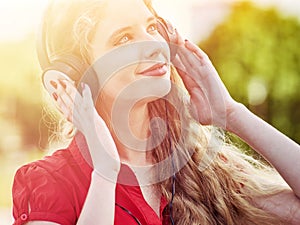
[140,32,168,60]
[143,41,161,59]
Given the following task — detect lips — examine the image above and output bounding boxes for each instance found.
[137,63,168,77]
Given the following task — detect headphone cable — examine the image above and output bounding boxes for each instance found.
[114,100,176,225]
[115,203,142,225]
[164,99,176,225]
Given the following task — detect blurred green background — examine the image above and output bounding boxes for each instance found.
[201,2,300,142]
[200,2,300,156]
[0,1,299,223]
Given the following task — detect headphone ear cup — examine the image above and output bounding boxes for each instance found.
[42,58,78,96]
[52,55,87,82]
[42,57,100,103]
[78,65,100,103]
[42,68,73,96]
[157,18,170,42]
[157,17,177,60]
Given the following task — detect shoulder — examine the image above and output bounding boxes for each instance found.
[13,134,93,197]
[13,148,76,202]
[12,148,86,225]
[13,144,93,196]
[14,148,74,184]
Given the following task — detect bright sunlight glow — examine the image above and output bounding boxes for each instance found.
[0,0,299,41]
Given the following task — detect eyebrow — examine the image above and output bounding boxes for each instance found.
[108,16,157,41]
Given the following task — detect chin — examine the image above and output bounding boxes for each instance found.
[157,80,171,97]
[150,75,171,95]
[128,80,172,105]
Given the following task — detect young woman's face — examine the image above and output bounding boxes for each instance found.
[90,0,171,107]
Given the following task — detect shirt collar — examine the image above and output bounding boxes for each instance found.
[69,132,93,179]
[69,132,169,220]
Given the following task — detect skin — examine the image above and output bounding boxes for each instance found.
[90,0,171,167]
[25,0,300,224]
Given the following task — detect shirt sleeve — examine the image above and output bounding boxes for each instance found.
[12,163,77,225]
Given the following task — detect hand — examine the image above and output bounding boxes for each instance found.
[51,80,92,133]
[52,79,120,179]
[171,31,238,129]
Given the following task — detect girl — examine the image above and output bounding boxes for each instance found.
[12,0,300,224]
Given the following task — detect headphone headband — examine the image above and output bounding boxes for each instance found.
[37,6,176,103]
[37,9,51,71]
[36,3,98,99]
[157,17,177,60]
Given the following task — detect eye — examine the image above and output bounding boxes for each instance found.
[120,36,129,44]
[115,34,131,45]
[147,23,158,33]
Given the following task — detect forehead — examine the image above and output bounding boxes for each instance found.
[100,0,153,23]
[91,0,155,56]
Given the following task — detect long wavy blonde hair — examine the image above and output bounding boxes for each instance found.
[44,0,289,224]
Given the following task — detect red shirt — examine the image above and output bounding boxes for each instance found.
[12,133,169,225]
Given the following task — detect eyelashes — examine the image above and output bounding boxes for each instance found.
[113,23,159,46]
[147,23,158,33]
[117,35,131,45]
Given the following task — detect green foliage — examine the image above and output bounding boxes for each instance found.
[201,2,300,144]
[0,35,50,152]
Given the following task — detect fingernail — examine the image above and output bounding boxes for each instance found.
[52,92,58,101]
[81,83,85,90]
[174,28,179,35]
[50,80,57,89]
[167,22,175,34]
[59,80,66,89]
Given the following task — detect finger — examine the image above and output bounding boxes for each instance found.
[57,80,78,109]
[180,70,198,90]
[175,28,185,46]
[168,27,177,45]
[184,39,208,60]
[81,83,94,107]
[55,91,73,122]
[172,49,203,89]
[171,55,186,73]
[172,29,197,68]
[166,25,178,60]
[76,83,95,126]
[176,44,199,72]
[60,79,77,100]
[60,80,87,112]
[173,30,206,67]
[56,80,85,123]
[172,56,188,79]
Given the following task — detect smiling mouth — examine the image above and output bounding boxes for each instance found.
[137,63,168,77]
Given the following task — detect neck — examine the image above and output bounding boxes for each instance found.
[98,99,152,166]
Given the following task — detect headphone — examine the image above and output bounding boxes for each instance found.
[37,10,177,225]
[37,13,177,101]
[36,7,101,101]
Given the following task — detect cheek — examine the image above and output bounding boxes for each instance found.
[97,63,171,104]
[155,35,171,60]
[99,66,136,99]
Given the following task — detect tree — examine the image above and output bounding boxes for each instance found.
[200,2,300,147]
[0,35,51,152]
